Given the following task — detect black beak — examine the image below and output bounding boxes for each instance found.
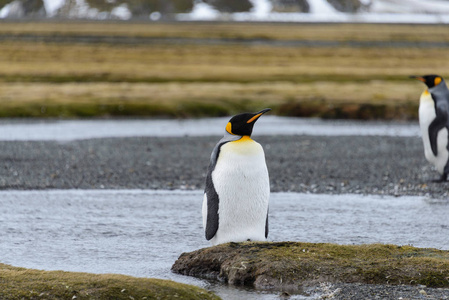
[257,108,272,115]
[246,108,271,124]
[410,75,425,82]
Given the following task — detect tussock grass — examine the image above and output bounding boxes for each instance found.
[1,42,448,82]
[0,262,220,300]
[0,81,421,118]
[1,22,449,119]
[1,21,448,42]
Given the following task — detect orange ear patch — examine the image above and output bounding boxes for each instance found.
[435,77,442,85]
[247,113,263,124]
[226,122,233,134]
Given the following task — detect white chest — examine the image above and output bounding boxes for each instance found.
[213,138,269,194]
[419,91,449,174]
[209,137,270,244]
[419,91,436,132]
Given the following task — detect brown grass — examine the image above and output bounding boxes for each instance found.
[0,22,448,118]
[1,21,448,42]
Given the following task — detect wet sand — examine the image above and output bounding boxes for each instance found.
[0,135,447,198]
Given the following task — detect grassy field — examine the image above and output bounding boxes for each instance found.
[0,262,220,300]
[1,21,449,119]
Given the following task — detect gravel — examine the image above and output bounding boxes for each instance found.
[0,135,447,198]
[305,282,449,300]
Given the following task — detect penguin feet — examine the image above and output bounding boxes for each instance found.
[431,174,448,183]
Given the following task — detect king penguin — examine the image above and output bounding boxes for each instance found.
[411,74,449,182]
[203,108,271,246]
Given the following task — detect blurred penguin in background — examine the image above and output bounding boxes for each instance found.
[411,75,449,182]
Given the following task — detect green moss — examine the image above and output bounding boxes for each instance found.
[172,242,449,291]
[0,263,220,300]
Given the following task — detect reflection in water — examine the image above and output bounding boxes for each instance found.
[0,190,447,299]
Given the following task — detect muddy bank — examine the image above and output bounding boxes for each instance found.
[0,135,446,198]
[172,242,449,298]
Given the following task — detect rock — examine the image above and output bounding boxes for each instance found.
[55,0,194,20]
[203,0,252,13]
[172,242,449,292]
[272,0,309,13]
[326,0,370,13]
[126,0,194,18]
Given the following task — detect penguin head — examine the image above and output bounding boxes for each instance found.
[225,108,271,136]
[410,74,445,89]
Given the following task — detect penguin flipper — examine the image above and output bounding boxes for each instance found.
[428,109,448,156]
[204,173,219,240]
[204,141,228,241]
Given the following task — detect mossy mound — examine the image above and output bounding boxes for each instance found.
[172,242,449,292]
[0,263,220,300]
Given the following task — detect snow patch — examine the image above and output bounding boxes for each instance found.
[0,0,25,18]
[111,3,131,20]
[371,0,449,14]
[149,11,161,21]
[359,0,372,5]
[43,0,65,17]
[176,0,449,24]
[249,0,272,18]
[178,1,219,21]
[308,0,339,15]
[0,2,13,18]
[4,0,449,23]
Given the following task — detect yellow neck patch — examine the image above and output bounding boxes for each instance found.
[435,77,442,86]
[234,135,252,142]
[424,89,430,95]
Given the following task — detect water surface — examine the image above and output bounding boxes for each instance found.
[0,117,419,141]
[1,190,447,299]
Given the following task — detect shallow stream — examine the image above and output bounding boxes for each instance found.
[1,190,447,299]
